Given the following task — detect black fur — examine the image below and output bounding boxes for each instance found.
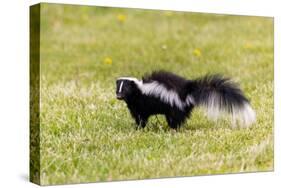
[116,71,253,129]
[190,74,249,114]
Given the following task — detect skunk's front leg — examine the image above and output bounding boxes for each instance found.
[136,115,148,129]
[129,108,148,129]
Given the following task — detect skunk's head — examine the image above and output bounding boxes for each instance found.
[116,77,140,100]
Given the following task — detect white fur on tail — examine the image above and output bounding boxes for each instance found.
[231,103,256,128]
[202,93,256,128]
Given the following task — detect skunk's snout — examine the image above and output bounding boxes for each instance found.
[116,93,123,100]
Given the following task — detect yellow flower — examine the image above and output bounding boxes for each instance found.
[193,48,202,57]
[117,14,126,23]
[103,57,112,65]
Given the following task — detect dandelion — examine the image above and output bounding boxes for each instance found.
[193,48,202,57]
[103,57,112,65]
[117,14,126,23]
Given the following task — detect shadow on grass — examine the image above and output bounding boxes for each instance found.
[134,121,217,133]
[113,114,236,134]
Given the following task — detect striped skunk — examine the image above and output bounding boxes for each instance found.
[116,70,255,129]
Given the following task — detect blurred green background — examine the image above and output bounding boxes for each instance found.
[38,3,273,185]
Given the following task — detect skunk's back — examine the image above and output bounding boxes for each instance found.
[142,71,188,94]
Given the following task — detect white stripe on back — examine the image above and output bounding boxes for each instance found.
[140,81,185,109]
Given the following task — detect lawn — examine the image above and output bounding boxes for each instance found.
[37,3,273,185]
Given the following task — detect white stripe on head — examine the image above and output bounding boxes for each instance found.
[118,81,124,93]
[117,77,143,88]
[117,77,141,83]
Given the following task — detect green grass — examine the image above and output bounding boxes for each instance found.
[38,3,273,185]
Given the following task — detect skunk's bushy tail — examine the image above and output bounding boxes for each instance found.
[189,74,256,127]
